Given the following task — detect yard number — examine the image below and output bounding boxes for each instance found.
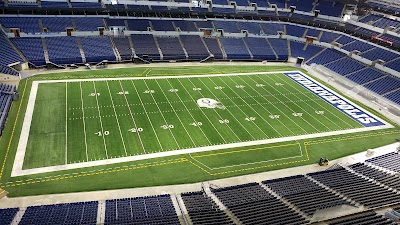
[89,93,100,96]
[235,85,245,89]
[143,90,155,94]
[192,87,202,91]
[95,131,109,136]
[219,119,229,124]
[169,89,178,92]
[117,91,129,95]
[269,115,280,119]
[256,84,265,87]
[190,122,203,126]
[214,86,224,90]
[275,83,284,86]
[245,117,256,121]
[161,124,174,129]
[129,128,143,133]
[315,110,325,115]
[292,112,303,117]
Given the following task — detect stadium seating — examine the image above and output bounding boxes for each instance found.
[350,163,400,191]
[307,48,345,65]
[244,37,276,60]
[0,17,40,33]
[41,1,69,8]
[0,208,19,225]
[46,36,82,64]
[263,175,351,216]
[345,68,385,85]
[173,20,198,32]
[131,34,161,61]
[214,20,241,33]
[104,195,180,225]
[324,58,366,75]
[41,17,73,32]
[151,20,176,31]
[364,75,400,95]
[286,24,307,38]
[319,32,341,43]
[309,167,400,208]
[211,182,308,224]
[203,37,224,59]
[179,35,210,60]
[366,152,400,172]
[112,36,133,61]
[0,34,23,68]
[126,19,150,31]
[156,37,187,60]
[237,21,262,34]
[181,191,235,224]
[71,2,101,8]
[220,38,251,59]
[260,23,284,35]
[290,41,323,61]
[384,89,400,105]
[11,38,46,66]
[74,17,105,31]
[360,47,399,62]
[79,36,116,63]
[19,201,98,225]
[268,38,289,60]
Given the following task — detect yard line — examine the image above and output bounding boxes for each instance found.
[171,78,226,144]
[79,82,89,161]
[106,81,127,156]
[118,80,147,154]
[129,80,163,152]
[154,79,197,147]
[161,79,213,145]
[222,76,283,137]
[256,75,330,131]
[142,79,181,150]
[184,78,241,142]
[273,75,356,129]
[213,77,281,138]
[234,75,298,135]
[195,77,257,141]
[245,75,316,133]
[92,81,109,159]
[65,82,68,164]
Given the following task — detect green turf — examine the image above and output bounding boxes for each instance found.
[0,65,398,197]
[23,73,362,169]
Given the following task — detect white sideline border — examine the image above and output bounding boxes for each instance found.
[11,71,394,177]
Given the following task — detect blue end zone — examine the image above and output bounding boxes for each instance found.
[284,72,385,128]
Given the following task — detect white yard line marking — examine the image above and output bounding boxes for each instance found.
[173,78,226,144]
[184,78,241,142]
[208,77,270,139]
[257,74,330,131]
[154,79,197,147]
[234,75,296,136]
[196,77,258,141]
[245,75,310,133]
[118,80,147,154]
[65,82,68,164]
[106,81,127,156]
[130,80,164,153]
[162,79,213,145]
[274,75,356,129]
[79,82,89,161]
[12,71,393,177]
[142,79,181,150]
[93,81,109,159]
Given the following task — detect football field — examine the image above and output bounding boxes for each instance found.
[12,71,390,176]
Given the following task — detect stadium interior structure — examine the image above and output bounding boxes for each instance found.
[0,0,400,224]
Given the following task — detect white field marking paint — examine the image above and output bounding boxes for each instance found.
[276,74,358,129]
[13,71,393,177]
[173,78,227,144]
[184,78,241,142]
[245,75,311,134]
[225,76,283,137]
[11,126,392,177]
[106,81,127,156]
[93,81,109,159]
[205,78,268,140]
[130,80,162,152]
[272,74,352,130]
[65,82,68,164]
[189,153,212,170]
[234,75,296,136]
[154,79,197,148]
[164,78,214,145]
[195,77,256,141]
[257,74,327,132]
[142,79,181,150]
[80,82,89,161]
